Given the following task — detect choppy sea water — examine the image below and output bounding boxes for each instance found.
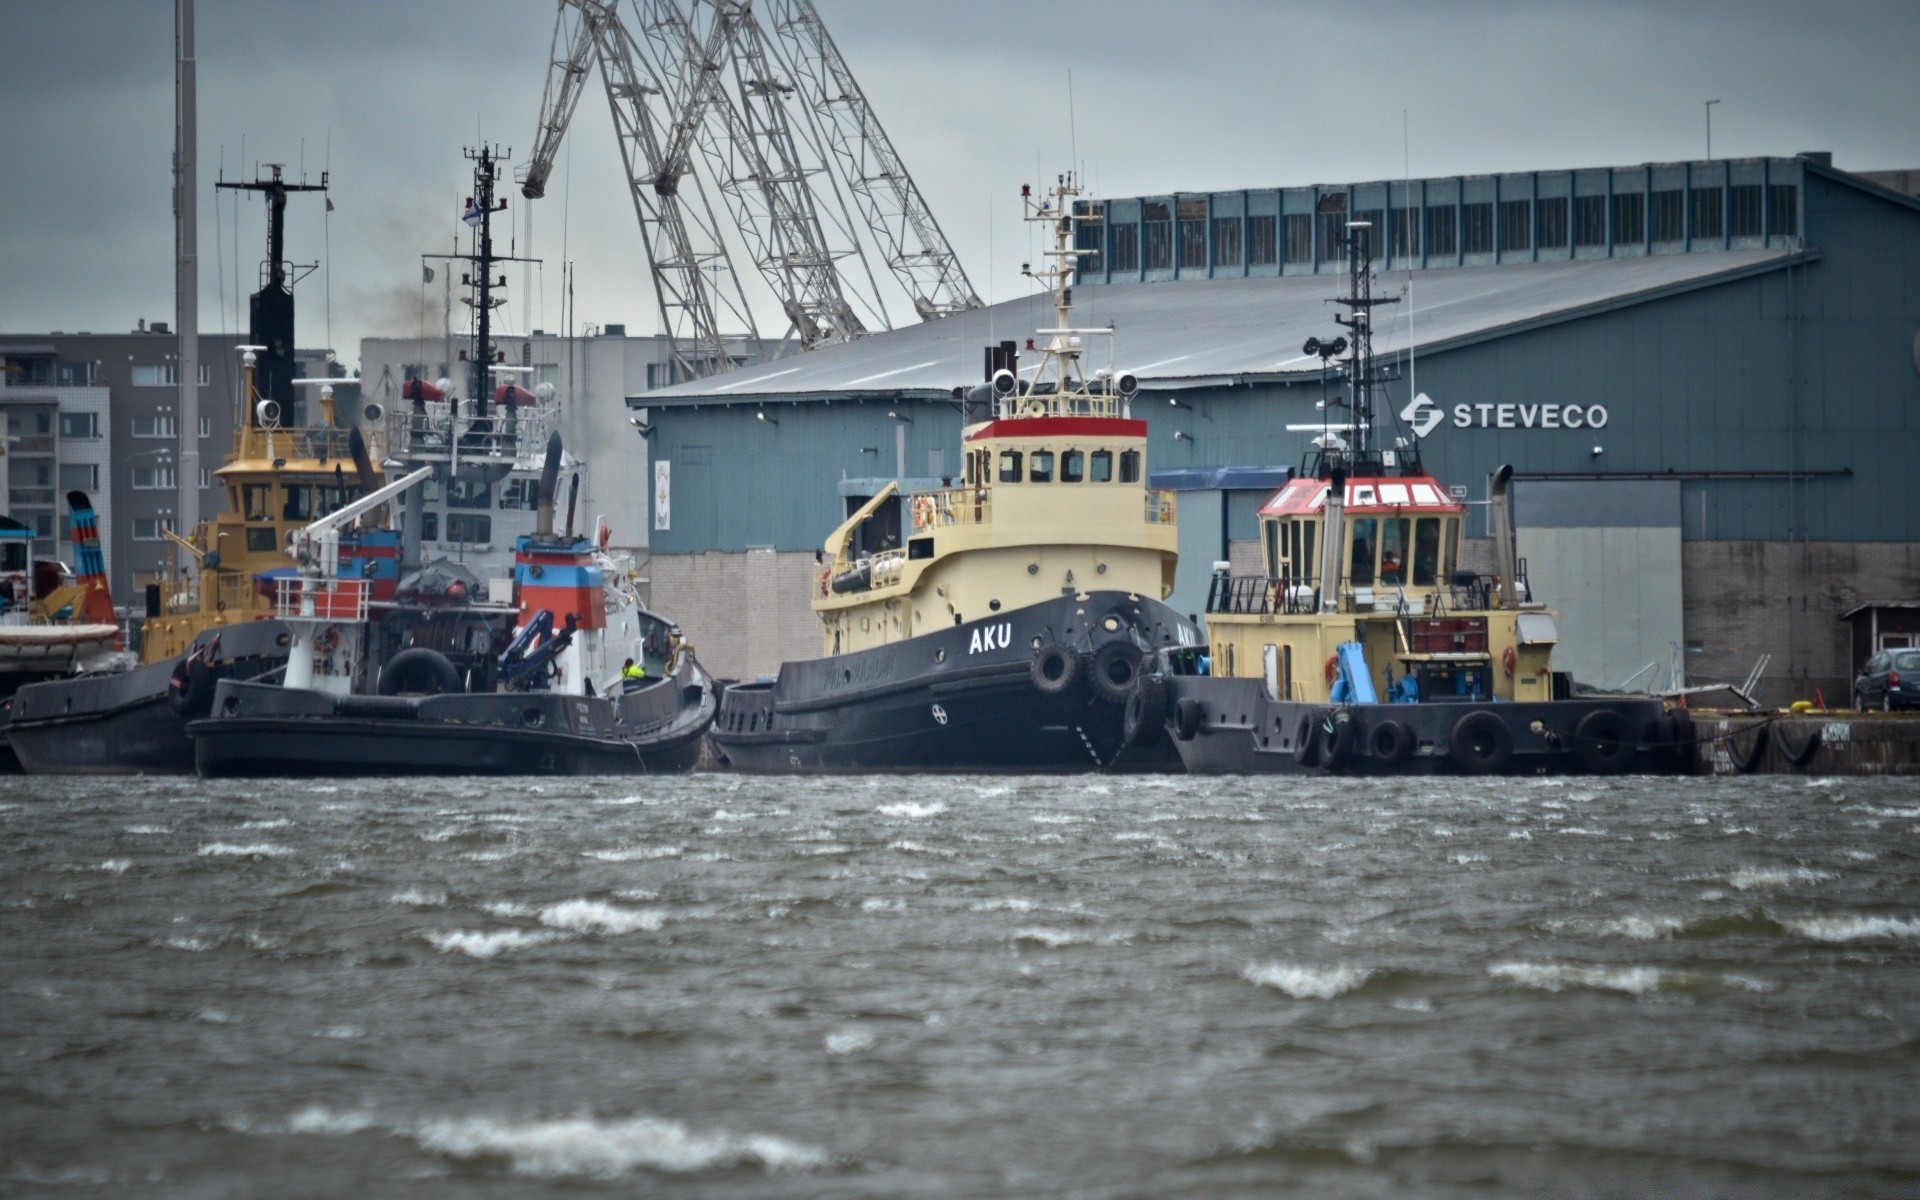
[2,772,1917,1198]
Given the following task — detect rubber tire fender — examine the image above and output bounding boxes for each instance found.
[1572,709,1635,773]
[1172,695,1203,741]
[1030,644,1081,696]
[1320,709,1357,773]
[1089,641,1144,705]
[166,655,218,717]
[1123,676,1168,747]
[1447,711,1514,773]
[1369,718,1414,767]
[1292,710,1323,766]
[1770,721,1823,769]
[1728,722,1769,774]
[379,647,463,697]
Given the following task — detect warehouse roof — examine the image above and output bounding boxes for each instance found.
[640,247,1807,405]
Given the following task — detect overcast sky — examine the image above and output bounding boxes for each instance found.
[2,0,1915,366]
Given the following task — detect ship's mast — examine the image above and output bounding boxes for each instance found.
[1017,173,1112,409]
[456,146,537,420]
[1330,220,1400,463]
[216,164,328,425]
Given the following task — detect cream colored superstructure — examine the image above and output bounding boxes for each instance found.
[811,174,1178,657]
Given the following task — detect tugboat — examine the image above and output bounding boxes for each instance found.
[186,147,717,777]
[709,174,1201,772]
[187,436,717,776]
[1157,218,1691,775]
[7,167,390,774]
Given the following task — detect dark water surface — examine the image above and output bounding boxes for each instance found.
[2,773,1917,1198]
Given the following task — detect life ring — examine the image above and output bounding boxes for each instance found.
[1369,718,1414,767]
[315,628,340,655]
[1319,710,1357,772]
[1502,645,1518,677]
[1089,641,1143,704]
[1447,711,1513,773]
[1030,644,1081,696]
[1123,677,1168,747]
[912,495,934,528]
[1571,709,1634,773]
[1324,654,1340,685]
[819,568,830,598]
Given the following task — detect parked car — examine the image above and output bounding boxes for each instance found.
[1853,648,1920,711]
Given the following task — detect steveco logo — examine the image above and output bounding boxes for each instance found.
[1400,393,1608,439]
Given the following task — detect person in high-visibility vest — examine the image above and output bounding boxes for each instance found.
[620,658,647,692]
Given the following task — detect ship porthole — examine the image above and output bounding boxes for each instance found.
[1031,636,1043,650]
[1097,563,1107,574]
[1027,563,1038,575]
[222,695,240,716]
[935,649,946,663]
[989,600,1001,612]
[1102,616,1121,632]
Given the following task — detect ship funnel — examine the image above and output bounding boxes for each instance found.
[1488,464,1519,608]
[348,425,379,498]
[534,431,562,539]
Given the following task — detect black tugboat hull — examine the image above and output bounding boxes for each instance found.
[189,668,716,777]
[709,591,1202,773]
[6,623,291,775]
[1162,676,1692,776]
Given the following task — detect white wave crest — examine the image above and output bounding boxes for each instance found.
[389,889,446,907]
[1010,926,1125,948]
[1490,962,1673,995]
[482,901,537,918]
[968,897,1035,912]
[876,801,946,819]
[586,845,683,862]
[410,1113,827,1178]
[886,840,954,857]
[124,825,168,835]
[1596,915,1686,940]
[240,818,293,830]
[424,929,558,958]
[95,860,133,874]
[538,899,665,935]
[824,1028,875,1055]
[1241,963,1372,999]
[197,842,293,858]
[1727,866,1836,891]
[1782,914,1920,942]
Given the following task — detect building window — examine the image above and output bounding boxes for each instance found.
[1247,216,1276,266]
[1462,202,1494,254]
[1110,224,1139,273]
[1177,200,1206,269]
[1651,190,1684,242]
[1424,205,1457,257]
[1767,185,1797,236]
[1574,196,1608,246]
[446,514,492,545]
[131,364,176,387]
[59,463,99,491]
[1283,214,1312,264]
[1691,188,1723,239]
[57,412,98,439]
[1610,192,1645,244]
[199,415,211,438]
[1316,195,1347,264]
[131,415,177,438]
[55,361,91,386]
[1537,197,1569,249]
[200,468,210,489]
[1142,202,1171,271]
[1498,200,1531,251]
[132,467,176,490]
[1391,208,1420,259]
[132,518,173,541]
[1212,217,1242,267]
[1075,207,1104,274]
[1729,184,1763,237]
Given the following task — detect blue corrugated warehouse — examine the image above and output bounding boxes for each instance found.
[634,154,1920,701]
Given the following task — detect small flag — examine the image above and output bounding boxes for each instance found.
[325,197,335,212]
[422,265,435,284]
[463,198,483,226]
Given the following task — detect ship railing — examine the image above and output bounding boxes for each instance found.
[904,485,992,531]
[1145,489,1176,525]
[385,400,562,469]
[273,576,370,623]
[993,390,1122,420]
[204,571,257,617]
[232,424,386,466]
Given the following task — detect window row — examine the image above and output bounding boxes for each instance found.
[1265,515,1463,589]
[130,415,213,438]
[130,364,211,387]
[966,446,1142,486]
[1092,183,1800,272]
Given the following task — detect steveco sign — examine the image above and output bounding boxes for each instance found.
[1400,392,1608,439]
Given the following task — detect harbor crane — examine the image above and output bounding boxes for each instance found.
[520,0,980,381]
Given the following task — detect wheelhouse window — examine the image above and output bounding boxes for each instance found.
[1029,451,1054,483]
[1288,518,1316,582]
[1379,517,1409,585]
[1118,450,1140,484]
[282,486,312,521]
[1090,450,1113,482]
[1412,517,1441,586]
[242,484,271,521]
[1264,519,1281,578]
[998,450,1022,483]
[420,512,440,542]
[447,478,492,509]
[1061,450,1085,483]
[1349,517,1377,586]
[446,514,491,544]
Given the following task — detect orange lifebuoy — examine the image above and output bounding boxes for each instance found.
[1502,645,1517,677]
[819,568,830,598]
[1324,654,1340,685]
[316,628,340,655]
[912,495,934,528]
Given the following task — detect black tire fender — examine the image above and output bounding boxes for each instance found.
[1447,711,1514,773]
[1369,718,1414,767]
[379,647,463,697]
[1729,722,1769,774]
[1030,644,1081,696]
[1771,721,1823,769]
[1320,709,1357,772]
[1572,709,1635,773]
[1123,677,1168,747]
[1088,641,1143,705]
[166,655,218,717]
[1172,695,1203,741]
[1292,710,1323,766]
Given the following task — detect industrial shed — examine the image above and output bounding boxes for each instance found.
[634,154,1920,699]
